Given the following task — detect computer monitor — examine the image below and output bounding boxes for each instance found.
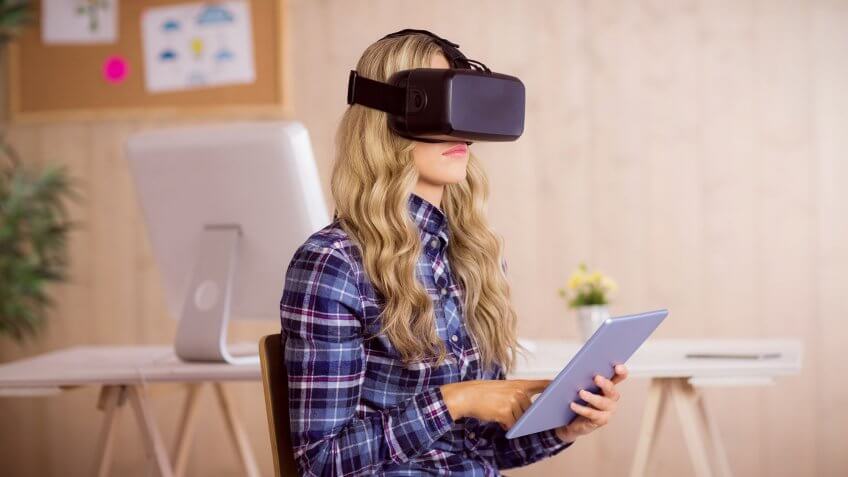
[126,121,329,364]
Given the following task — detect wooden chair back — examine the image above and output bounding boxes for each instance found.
[259,333,299,476]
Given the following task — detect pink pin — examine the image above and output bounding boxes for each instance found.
[102,55,129,84]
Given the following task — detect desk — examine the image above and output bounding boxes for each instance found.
[0,344,262,477]
[0,339,802,477]
[511,338,803,477]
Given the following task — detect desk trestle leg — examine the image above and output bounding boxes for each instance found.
[127,385,175,477]
[629,379,669,477]
[172,383,203,477]
[629,378,734,477]
[92,385,127,477]
[91,383,259,477]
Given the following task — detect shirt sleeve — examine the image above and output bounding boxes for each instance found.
[280,242,455,477]
[475,365,575,469]
[478,256,575,469]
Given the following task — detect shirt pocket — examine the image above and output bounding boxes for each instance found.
[362,318,461,393]
[399,351,462,392]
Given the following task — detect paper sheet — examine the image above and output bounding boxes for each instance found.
[140,1,256,93]
[42,0,118,45]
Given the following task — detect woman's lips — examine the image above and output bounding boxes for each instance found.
[442,143,468,157]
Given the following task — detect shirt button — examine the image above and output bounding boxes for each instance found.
[440,288,448,296]
[430,239,439,249]
[468,431,476,440]
[451,334,459,343]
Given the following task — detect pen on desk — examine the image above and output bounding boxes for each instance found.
[685,352,782,360]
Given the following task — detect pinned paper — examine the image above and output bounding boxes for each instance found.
[43,0,118,45]
[140,1,255,93]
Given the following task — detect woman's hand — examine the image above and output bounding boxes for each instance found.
[440,379,552,430]
[555,364,629,443]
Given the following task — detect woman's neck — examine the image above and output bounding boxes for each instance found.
[413,181,444,210]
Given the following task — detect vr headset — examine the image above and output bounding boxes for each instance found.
[346,29,525,144]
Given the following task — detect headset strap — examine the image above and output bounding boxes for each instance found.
[346,70,405,114]
[380,28,473,69]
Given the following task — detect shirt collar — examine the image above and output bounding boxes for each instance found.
[407,192,449,245]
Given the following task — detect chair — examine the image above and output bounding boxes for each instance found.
[259,333,299,476]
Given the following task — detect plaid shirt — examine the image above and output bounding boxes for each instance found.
[280,192,573,476]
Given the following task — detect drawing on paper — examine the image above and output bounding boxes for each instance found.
[140,1,256,93]
[42,0,118,44]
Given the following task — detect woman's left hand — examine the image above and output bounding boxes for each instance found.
[555,364,628,443]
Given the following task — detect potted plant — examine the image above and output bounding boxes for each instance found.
[0,0,76,342]
[557,263,618,340]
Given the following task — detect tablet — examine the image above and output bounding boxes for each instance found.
[505,309,668,439]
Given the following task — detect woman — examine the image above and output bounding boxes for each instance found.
[279,30,628,476]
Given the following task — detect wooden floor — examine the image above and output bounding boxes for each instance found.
[1,1,846,476]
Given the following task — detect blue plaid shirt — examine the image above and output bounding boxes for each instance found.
[280,192,573,476]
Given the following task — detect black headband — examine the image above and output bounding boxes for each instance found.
[379,28,490,73]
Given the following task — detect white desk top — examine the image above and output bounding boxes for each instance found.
[0,339,802,393]
[0,344,261,390]
[513,339,803,382]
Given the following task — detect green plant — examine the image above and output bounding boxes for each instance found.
[0,138,75,340]
[557,263,617,309]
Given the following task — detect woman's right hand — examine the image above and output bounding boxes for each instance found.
[440,379,552,430]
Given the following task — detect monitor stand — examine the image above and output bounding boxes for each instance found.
[174,224,259,365]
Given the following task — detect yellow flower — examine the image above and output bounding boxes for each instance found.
[589,271,603,286]
[567,271,585,289]
[559,263,618,307]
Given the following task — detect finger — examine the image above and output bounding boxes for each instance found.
[502,407,517,430]
[511,399,524,424]
[515,389,533,414]
[504,390,533,431]
[570,401,606,424]
[516,379,553,394]
[611,364,629,384]
[578,388,615,411]
[595,374,620,401]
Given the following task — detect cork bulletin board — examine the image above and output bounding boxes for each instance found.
[7,0,287,122]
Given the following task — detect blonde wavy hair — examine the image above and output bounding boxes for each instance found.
[331,33,524,375]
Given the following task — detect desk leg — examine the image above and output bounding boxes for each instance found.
[629,378,669,477]
[629,378,735,477]
[173,383,203,477]
[695,389,733,477]
[92,385,127,477]
[671,378,712,477]
[127,385,175,477]
[90,382,258,477]
[213,383,261,477]
[671,379,734,477]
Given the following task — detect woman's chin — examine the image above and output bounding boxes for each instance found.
[441,171,468,185]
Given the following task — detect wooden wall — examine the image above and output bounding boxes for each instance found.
[1,0,846,475]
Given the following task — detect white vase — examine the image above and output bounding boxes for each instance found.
[575,305,610,340]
